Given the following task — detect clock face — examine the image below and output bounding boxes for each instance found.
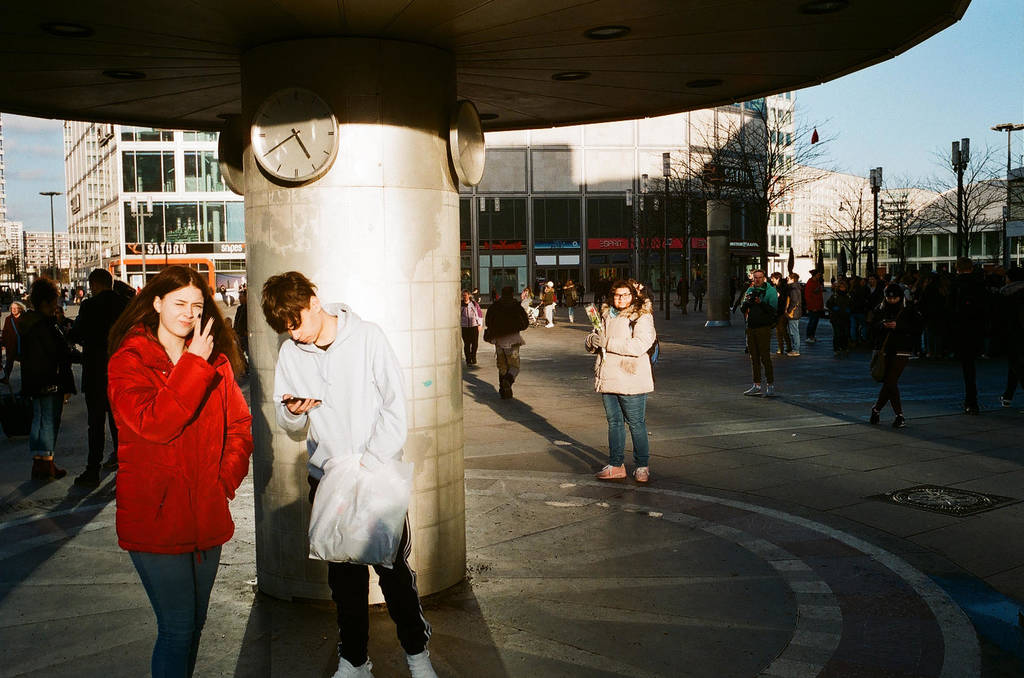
[251,88,339,183]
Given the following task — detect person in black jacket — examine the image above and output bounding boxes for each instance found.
[68,269,130,486]
[870,284,923,428]
[826,278,853,357]
[950,257,988,414]
[998,267,1024,407]
[740,270,778,397]
[483,286,530,399]
[20,277,77,481]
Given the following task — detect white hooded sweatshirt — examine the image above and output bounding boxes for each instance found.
[273,303,407,479]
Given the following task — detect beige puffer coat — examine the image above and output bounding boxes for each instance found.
[585,301,656,394]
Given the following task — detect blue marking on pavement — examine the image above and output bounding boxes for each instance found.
[932,574,1024,665]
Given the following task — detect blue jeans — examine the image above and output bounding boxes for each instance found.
[850,312,866,344]
[787,319,800,353]
[130,546,222,678]
[602,393,649,467]
[29,393,64,454]
[806,310,823,339]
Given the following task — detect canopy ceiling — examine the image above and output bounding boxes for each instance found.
[0,0,970,131]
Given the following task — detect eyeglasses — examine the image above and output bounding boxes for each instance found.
[613,292,633,298]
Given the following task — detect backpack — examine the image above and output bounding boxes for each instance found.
[629,318,660,366]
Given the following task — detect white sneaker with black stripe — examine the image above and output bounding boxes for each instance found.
[407,649,439,678]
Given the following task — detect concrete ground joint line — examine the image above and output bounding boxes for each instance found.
[465,469,981,676]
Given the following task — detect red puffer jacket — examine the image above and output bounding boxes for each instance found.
[108,327,253,554]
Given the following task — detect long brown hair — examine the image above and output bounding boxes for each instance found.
[109,266,244,375]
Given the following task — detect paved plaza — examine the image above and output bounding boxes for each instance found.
[1,304,1023,677]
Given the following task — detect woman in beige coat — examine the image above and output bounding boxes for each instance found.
[585,279,656,483]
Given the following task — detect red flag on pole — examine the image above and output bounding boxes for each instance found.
[811,127,819,144]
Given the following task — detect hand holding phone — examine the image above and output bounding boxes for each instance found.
[281,394,322,414]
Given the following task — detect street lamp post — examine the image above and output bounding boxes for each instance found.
[640,173,649,286]
[663,152,671,321]
[869,167,882,277]
[626,188,638,279]
[991,123,1024,269]
[39,191,61,281]
[129,197,154,286]
[951,138,970,258]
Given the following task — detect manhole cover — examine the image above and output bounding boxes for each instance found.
[877,485,1018,516]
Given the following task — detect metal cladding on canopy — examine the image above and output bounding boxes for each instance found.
[1,0,969,131]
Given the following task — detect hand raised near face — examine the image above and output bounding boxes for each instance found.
[187,317,215,361]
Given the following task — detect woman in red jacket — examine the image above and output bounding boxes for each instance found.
[107,266,252,678]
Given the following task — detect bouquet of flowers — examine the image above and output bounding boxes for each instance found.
[585,304,602,331]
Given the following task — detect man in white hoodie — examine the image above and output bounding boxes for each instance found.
[261,271,436,678]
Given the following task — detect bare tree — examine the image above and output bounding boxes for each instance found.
[923,144,1002,257]
[673,101,833,267]
[879,182,937,274]
[813,179,873,276]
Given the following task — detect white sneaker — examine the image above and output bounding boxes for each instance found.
[545,323,554,328]
[763,383,776,397]
[743,384,762,396]
[332,657,373,678]
[407,650,439,678]
[786,351,800,357]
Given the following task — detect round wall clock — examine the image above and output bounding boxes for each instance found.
[449,100,486,187]
[251,87,339,183]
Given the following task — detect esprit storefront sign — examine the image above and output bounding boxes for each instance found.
[587,238,684,250]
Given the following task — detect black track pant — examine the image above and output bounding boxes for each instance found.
[85,384,117,471]
[874,355,909,415]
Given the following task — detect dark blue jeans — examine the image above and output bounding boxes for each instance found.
[130,546,222,678]
[29,392,63,454]
[806,310,824,339]
[602,393,649,467]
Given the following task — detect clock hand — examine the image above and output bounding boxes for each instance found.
[263,131,298,156]
[291,128,312,159]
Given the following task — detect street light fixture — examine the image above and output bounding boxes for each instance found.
[663,152,671,320]
[991,123,1023,268]
[869,167,882,276]
[39,191,61,281]
[951,138,970,258]
[129,197,154,285]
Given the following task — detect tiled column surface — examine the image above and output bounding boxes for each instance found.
[242,38,465,601]
[705,199,732,327]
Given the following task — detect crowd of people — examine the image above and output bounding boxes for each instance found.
[730,258,1024,423]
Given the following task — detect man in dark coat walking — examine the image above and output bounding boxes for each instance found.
[950,258,987,415]
[69,269,129,486]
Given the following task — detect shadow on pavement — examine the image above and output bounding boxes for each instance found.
[461,370,604,470]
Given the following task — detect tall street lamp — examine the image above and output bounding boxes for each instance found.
[869,167,882,276]
[39,191,61,281]
[129,197,154,285]
[641,173,649,285]
[951,138,970,258]
[992,123,1024,269]
[663,152,671,320]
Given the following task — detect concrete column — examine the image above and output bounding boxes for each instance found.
[705,199,731,328]
[242,39,465,600]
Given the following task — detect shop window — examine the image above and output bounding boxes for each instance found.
[479,197,526,243]
[226,202,245,241]
[164,202,200,242]
[123,151,175,192]
[936,234,950,257]
[121,127,173,142]
[183,131,218,142]
[586,198,629,238]
[460,199,471,241]
[919,235,933,258]
[204,202,226,241]
[184,151,225,192]
[123,201,165,243]
[533,198,581,240]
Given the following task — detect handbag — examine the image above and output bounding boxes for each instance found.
[869,334,891,382]
[482,327,492,343]
[1,384,32,438]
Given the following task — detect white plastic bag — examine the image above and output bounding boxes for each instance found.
[308,454,414,567]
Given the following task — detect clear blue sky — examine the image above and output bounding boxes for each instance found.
[1,0,1021,233]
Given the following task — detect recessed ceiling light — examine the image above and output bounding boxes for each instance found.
[799,0,849,14]
[552,71,590,82]
[584,25,631,40]
[686,79,723,88]
[40,22,94,38]
[102,70,146,80]
[479,113,499,121]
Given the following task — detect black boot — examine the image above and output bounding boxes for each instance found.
[892,414,906,429]
[869,408,880,425]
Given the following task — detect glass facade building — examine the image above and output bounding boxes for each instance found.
[63,123,245,291]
